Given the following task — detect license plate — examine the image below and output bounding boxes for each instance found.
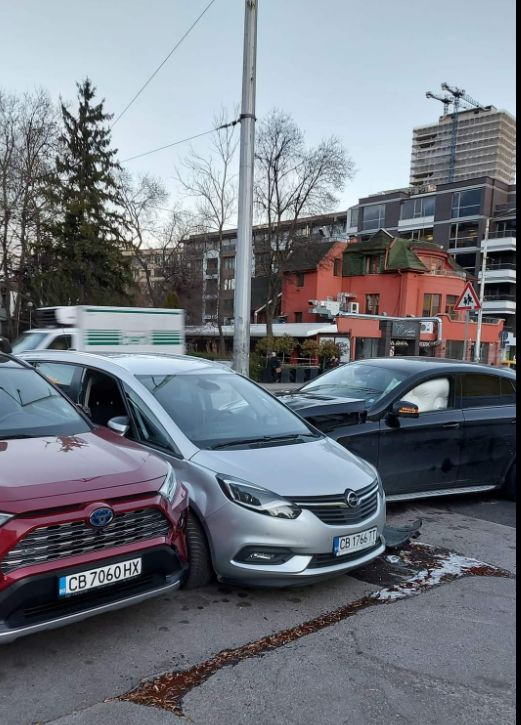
[58,558,142,598]
[333,528,378,557]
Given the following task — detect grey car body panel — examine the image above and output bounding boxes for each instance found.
[18,351,386,585]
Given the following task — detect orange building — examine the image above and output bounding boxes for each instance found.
[282,230,504,364]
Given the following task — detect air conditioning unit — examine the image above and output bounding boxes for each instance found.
[347,302,360,314]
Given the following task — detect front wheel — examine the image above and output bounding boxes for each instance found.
[503,463,516,501]
[183,511,214,589]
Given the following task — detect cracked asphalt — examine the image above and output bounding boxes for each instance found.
[0,494,516,725]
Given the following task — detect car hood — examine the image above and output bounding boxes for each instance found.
[191,437,377,498]
[0,428,167,511]
[279,393,367,418]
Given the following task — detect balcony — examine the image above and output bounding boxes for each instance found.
[483,293,517,315]
[479,263,516,285]
[483,231,516,253]
[398,215,435,231]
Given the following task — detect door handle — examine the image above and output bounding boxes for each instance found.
[442,422,461,429]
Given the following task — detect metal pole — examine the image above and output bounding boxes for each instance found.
[233,0,258,375]
[463,311,470,361]
[474,218,490,362]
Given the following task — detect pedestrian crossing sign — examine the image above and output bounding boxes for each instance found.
[455,282,481,311]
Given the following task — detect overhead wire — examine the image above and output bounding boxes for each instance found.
[121,117,241,163]
[112,0,218,128]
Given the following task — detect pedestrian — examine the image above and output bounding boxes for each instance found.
[269,351,282,383]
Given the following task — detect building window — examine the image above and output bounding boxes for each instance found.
[295,312,303,323]
[333,258,342,277]
[366,294,380,315]
[205,279,218,296]
[401,196,436,220]
[364,255,384,274]
[361,204,386,231]
[449,222,479,249]
[206,257,218,274]
[423,293,441,317]
[401,228,434,242]
[223,257,235,272]
[296,272,306,287]
[445,295,459,320]
[224,278,235,291]
[347,206,359,229]
[452,189,482,218]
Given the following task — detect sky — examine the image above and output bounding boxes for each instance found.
[0,0,516,215]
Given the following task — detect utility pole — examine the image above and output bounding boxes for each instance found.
[474,218,491,362]
[233,0,258,375]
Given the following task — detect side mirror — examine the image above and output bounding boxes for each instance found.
[0,337,12,354]
[107,416,130,436]
[389,400,420,419]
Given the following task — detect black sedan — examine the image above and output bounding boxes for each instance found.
[281,358,516,502]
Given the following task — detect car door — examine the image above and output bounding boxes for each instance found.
[457,372,517,487]
[377,375,465,496]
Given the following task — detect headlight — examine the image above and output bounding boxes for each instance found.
[159,464,178,504]
[218,476,302,520]
[0,513,13,527]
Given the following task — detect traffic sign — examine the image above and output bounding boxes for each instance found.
[455,282,481,311]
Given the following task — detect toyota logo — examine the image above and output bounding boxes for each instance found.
[345,490,360,509]
[89,507,114,529]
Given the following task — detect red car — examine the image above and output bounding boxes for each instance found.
[0,354,188,644]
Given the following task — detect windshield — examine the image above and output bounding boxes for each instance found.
[0,367,90,440]
[138,372,317,450]
[301,362,408,407]
[11,331,50,353]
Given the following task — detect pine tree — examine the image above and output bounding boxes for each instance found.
[43,79,132,305]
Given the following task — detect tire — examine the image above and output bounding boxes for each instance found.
[183,511,214,589]
[504,463,516,502]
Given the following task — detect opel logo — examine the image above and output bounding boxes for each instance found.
[345,490,360,509]
[89,507,114,529]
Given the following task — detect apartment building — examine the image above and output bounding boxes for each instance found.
[410,107,516,187]
[348,176,516,348]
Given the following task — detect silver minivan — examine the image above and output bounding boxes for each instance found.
[21,352,386,587]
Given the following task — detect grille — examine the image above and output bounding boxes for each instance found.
[1,508,171,575]
[308,541,382,569]
[288,481,380,526]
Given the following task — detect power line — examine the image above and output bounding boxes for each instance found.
[112,0,218,129]
[121,118,240,163]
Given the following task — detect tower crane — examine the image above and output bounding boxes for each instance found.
[426,83,486,182]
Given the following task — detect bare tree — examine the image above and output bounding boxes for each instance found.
[0,89,58,338]
[178,112,239,353]
[119,171,169,306]
[254,110,355,339]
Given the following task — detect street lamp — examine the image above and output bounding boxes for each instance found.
[27,301,34,330]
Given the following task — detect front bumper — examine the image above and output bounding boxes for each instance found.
[0,546,188,645]
[206,493,386,587]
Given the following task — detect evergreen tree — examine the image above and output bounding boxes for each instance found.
[43,79,132,305]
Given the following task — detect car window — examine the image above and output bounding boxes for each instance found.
[403,377,451,413]
[0,367,90,439]
[79,369,127,427]
[138,372,314,450]
[459,373,513,409]
[34,362,82,399]
[301,362,408,407]
[48,335,73,351]
[124,386,177,454]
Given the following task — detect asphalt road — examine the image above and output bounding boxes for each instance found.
[0,494,516,725]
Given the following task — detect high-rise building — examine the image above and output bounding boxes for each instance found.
[410,107,516,187]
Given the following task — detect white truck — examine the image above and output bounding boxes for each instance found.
[11,306,185,355]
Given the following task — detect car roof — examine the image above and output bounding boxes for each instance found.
[353,357,516,378]
[0,354,31,369]
[17,351,234,376]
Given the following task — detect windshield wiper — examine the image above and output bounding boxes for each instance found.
[210,433,319,450]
